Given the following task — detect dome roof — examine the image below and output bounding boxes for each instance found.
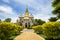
[24,17,29,19]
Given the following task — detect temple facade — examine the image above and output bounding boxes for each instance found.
[17,7,34,28]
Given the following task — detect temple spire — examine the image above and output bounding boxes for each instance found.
[25,6,29,17]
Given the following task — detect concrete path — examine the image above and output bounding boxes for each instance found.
[14,28,45,40]
[21,28,35,32]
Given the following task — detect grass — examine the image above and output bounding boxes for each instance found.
[39,34,46,38]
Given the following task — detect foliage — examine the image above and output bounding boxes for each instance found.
[0,22,24,40]
[52,0,60,18]
[42,22,60,39]
[49,17,58,22]
[0,19,1,22]
[4,18,11,22]
[32,25,43,34]
[52,0,60,7]
[34,19,45,26]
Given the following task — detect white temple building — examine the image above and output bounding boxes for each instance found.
[16,7,34,28]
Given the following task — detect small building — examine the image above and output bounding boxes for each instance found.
[17,7,34,28]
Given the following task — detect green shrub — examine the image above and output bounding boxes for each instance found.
[0,22,24,40]
[42,22,60,39]
[32,25,43,34]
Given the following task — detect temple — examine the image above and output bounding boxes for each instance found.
[16,7,34,28]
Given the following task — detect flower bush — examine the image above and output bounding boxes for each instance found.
[42,22,60,39]
[32,25,43,34]
[0,22,24,40]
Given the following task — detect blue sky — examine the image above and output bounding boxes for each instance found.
[0,0,56,22]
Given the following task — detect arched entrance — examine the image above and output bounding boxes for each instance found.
[25,23,27,28]
[25,22,30,28]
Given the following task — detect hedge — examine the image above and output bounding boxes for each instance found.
[42,22,60,39]
[0,22,24,40]
[32,25,43,34]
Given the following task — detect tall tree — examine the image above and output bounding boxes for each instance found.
[52,0,60,19]
[4,18,11,22]
[0,19,2,22]
[49,17,58,22]
[34,19,45,26]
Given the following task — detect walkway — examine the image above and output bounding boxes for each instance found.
[14,28,45,40]
[20,28,35,32]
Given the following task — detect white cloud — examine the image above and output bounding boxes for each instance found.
[0,0,55,22]
[57,19,60,22]
[14,0,35,5]
[0,6,14,14]
[33,5,55,22]
[11,0,54,22]
[2,0,10,3]
[0,5,18,23]
[34,13,56,22]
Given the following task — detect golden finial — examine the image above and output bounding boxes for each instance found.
[25,6,29,17]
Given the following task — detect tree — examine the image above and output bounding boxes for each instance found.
[52,0,60,19]
[49,17,58,22]
[0,19,1,22]
[4,18,11,22]
[34,19,45,25]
